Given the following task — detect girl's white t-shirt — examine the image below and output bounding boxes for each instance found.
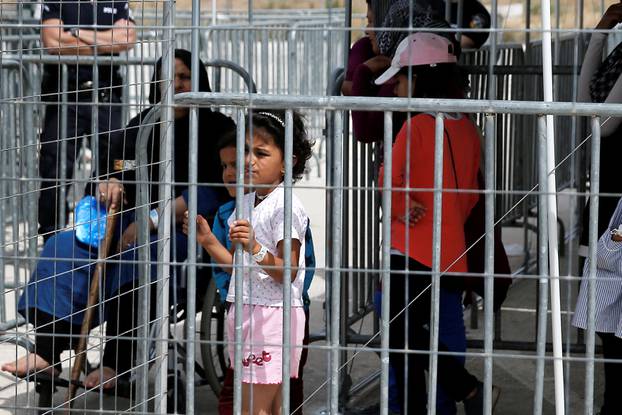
[225,185,308,307]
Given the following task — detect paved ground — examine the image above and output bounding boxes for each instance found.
[0,155,604,414]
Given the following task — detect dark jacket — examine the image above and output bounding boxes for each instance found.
[87,49,235,208]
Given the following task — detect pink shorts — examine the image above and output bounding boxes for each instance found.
[226,304,306,384]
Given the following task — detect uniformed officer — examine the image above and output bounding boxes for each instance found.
[38,0,136,239]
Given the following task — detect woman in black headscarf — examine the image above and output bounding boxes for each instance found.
[94,48,233,229]
[81,49,236,388]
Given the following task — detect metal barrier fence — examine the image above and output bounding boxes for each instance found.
[0,4,620,414]
[1,20,343,152]
[330,37,591,402]
[125,91,617,415]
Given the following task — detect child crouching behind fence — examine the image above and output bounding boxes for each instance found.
[183,110,313,414]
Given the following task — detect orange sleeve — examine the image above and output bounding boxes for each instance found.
[390,120,419,221]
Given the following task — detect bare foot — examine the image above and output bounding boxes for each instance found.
[84,366,117,389]
[1,353,59,377]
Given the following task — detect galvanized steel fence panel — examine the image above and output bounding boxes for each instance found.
[0,4,619,414]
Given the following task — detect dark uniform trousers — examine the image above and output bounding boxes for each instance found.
[38,88,122,237]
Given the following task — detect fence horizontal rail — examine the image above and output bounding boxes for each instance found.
[0,54,158,65]
[462,64,581,75]
[3,22,620,34]
[176,92,622,117]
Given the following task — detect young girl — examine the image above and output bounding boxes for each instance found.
[184,110,313,414]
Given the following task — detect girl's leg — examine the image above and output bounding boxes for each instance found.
[290,308,310,415]
[218,367,235,415]
[597,332,622,415]
[241,383,281,415]
[271,385,283,415]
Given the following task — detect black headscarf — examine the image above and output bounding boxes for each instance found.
[148,49,212,104]
[98,49,235,209]
[376,0,460,58]
[590,42,622,104]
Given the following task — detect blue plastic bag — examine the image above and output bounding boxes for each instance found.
[74,196,107,248]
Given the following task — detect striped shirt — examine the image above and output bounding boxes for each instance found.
[573,198,622,338]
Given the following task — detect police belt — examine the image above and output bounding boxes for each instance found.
[66,83,122,103]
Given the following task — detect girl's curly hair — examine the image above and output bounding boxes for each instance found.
[248,110,314,182]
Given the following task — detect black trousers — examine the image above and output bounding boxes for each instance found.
[388,255,478,414]
[598,332,622,415]
[27,308,82,373]
[26,283,147,377]
[38,92,122,237]
[100,282,159,378]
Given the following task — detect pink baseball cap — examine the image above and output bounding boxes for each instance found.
[374,32,458,85]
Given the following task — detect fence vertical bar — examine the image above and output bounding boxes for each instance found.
[534,115,550,415]
[92,11,103,408]
[153,5,176,410]
[184,0,202,411]
[487,13,499,400]
[541,0,566,410]
[281,17,295,413]
[134,109,160,412]
[427,113,445,415]
[484,114,496,415]
[7,72,18,324]
[380,111,393,415]
[488,0,497,100]
[58,65,68,230]
[261,31,268,93]
[23,70,38,278]
[456,0,464,44]
[584,117,601,415]
[324,87,334,412]
[233,111,246,415]
[330,110,343,414]
[0,67,6,324]
[343,0,351,70]
[566,0,584,398]
[281,110,294,414]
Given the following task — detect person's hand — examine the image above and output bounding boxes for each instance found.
[183,211,214,247]
[119,222,138,251]
[363,55,391,74]
[229,219,257,253]
[596,3,622,30]
[98,178,127,210]
[397,199,427,225]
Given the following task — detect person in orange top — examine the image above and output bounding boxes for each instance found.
[388,112,480,274]
[377,32,497,414]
